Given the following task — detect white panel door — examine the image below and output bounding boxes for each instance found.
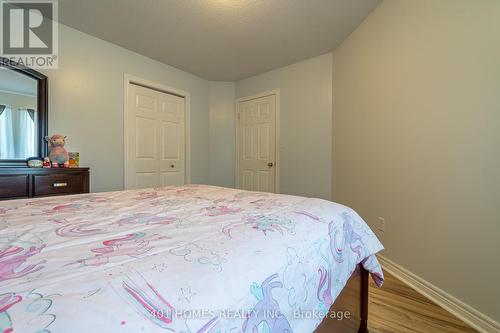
[237,95,276,193]
[127,84,185,189]
[159,93,185,186]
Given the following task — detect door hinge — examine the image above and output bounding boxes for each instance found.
[237,112,241,120]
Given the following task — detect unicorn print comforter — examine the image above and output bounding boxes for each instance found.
[0,184,384,333]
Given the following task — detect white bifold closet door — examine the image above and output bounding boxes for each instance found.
[126,83,185,189]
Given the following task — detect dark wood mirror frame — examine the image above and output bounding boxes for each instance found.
[0,57,48,167]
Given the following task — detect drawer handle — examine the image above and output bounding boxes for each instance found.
[53,182,68,188]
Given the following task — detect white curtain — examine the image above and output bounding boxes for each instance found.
[0,106,14,159]
[0,107,35,159]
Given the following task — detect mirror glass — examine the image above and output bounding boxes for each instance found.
[0,67,38,160]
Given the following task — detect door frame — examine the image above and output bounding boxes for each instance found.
[235,90,280,193]
[123,74,191,189]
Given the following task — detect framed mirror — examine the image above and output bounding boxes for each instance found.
[0,58,47,166]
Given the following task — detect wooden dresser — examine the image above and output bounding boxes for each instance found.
[0,168,89,200]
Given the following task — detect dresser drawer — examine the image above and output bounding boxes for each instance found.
[33,174,85,197]
[0,175,30,199]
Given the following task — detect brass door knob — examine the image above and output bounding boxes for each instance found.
[267,162,274,167]
[170,164,175,168]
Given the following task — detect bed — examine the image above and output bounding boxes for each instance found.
[0,184,384,333]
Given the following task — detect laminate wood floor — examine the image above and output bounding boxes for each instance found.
[368,272,478,333]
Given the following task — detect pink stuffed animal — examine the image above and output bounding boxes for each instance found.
[45,134,69,168]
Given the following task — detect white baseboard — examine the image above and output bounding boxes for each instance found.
[377,255,500,333]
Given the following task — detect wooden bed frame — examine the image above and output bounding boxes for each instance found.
[315,264,370,333]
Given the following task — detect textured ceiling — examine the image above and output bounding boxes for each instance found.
[58,0,380,81]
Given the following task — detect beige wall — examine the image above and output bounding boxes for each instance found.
[41,24,210,192]
[236,53,332,200]
[209,81,236,188]
[332,0,500,322]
